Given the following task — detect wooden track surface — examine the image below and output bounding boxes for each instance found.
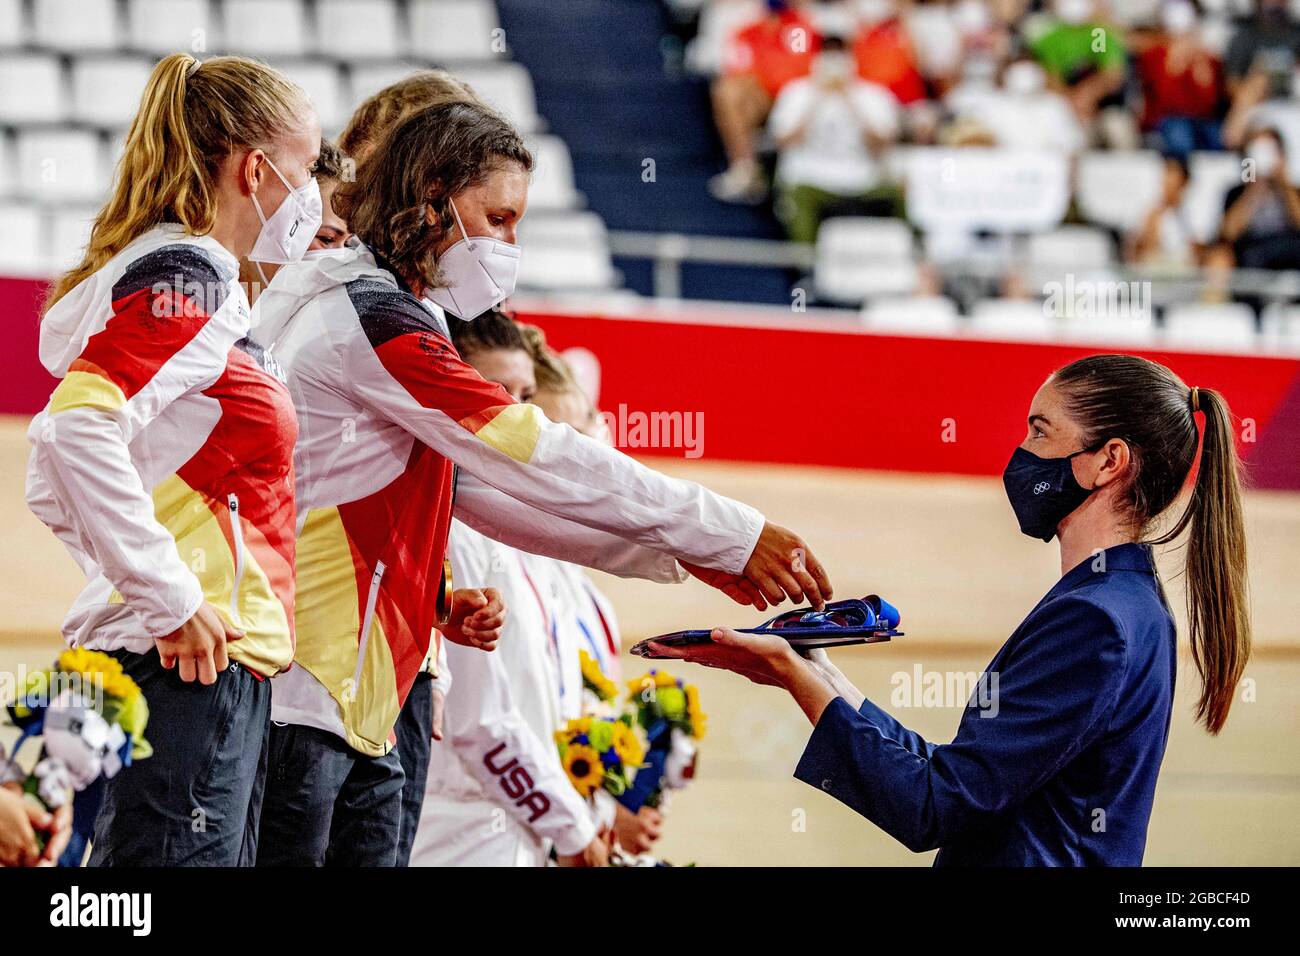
[2,417,1297,865]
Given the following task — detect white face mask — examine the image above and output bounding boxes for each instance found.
[1162,0,1197,35]
[1005,61,1046,95]
[1055,0,1093,25]
[248,158,322,265]
[1249,137,1282,178]
[426,197,522,321]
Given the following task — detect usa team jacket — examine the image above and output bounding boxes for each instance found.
[25,226,298,677]
[252,248,764,757]
[413,520,596,866]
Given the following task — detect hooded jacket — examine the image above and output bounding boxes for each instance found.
[252,246,763,757]
[25,225,298,677]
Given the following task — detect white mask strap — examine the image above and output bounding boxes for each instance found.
[448,197,474,252]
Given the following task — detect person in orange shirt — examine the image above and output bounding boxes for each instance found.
[851,1,928,105]
[710,0,821,204]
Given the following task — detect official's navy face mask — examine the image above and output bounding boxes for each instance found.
[1002,446,1098,542]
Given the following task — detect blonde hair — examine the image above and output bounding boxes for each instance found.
[45,53,310,311]
[338,69,480,163]
[516,323,578,394]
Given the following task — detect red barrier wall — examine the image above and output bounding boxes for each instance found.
[3,275,1297,489]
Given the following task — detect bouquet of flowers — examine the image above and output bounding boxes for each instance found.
[554,714,644,800]
[1,648,150,846]
[618,668,705,812]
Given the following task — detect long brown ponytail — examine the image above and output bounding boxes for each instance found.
[1053,355,1251,735]
[44,53,310,312]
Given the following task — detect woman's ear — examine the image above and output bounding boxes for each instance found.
[239,148,267,197]
[1092,438,1131,489]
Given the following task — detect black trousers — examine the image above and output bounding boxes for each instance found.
[256,721,405,866]
[88,649,270,867]
[393,671,435,867]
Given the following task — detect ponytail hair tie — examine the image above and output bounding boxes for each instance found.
[1189,386,1200,413]
[186,58,201,78]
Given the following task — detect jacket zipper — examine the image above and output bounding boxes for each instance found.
[227,493,245,627]
[353,561,386,687]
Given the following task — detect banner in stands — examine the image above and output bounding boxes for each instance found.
[906,148,1071,233]
[2,276,1297,489]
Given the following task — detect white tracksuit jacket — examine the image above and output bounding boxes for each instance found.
[411,518,597,866]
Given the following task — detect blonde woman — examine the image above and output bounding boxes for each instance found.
[25,53,320,866]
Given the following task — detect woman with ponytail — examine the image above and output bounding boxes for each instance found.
[25,53,320,865]
[657,353,1250,865]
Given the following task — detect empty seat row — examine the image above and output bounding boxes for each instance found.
[0,126,580,215]
[0,53,541,133]
[0,0,503,62]
[0,202,619,295]
[858,296,1300,353]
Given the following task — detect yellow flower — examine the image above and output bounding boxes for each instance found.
[563,744,605,797]
[56,648,140,702]
[686,684,707,739]
[612,720,645,767]
[579,650,617,702]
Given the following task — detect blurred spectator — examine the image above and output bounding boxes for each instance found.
[1128,155,1200,269]
[1210,127,1300,271]
[768,34,903,241]
[710,0,821,203]
[852,0,929,104]
[946,55,1085,153]
[1138,1,1225,160]
[1224,0,1300,96]
[685,0,766,76]
[1025,0,1128,133]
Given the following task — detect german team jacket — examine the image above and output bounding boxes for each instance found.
[26,225,299,678]
[252,247,765,757]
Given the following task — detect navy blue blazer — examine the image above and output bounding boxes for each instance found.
[794,543,1177,866]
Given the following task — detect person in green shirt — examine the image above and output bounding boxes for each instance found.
[1028,0,1127,125]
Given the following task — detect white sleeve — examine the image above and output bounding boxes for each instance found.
[769,82,813,139]
[441,641,598,856]
[454,473,688,583]
[429,638,452,696]
[345,322,765,575]
[26,262,242,638]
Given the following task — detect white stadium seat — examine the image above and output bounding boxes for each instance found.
[223,0,309,58]
[126,0,218,56]
[0,0,25,48]
[524,135,581,211]
[0,131,12,198]
[16,129,105,203]
[1076,150,1165,232]
[1261,304,1300,353]
[346,62,432,117]
[409,0,502,61]
[969,299,1059,341]
[0,54,66,124]
[0,203,43,273]
[1025,225,1116,273]
[1163,302,1258,351]
[316,0,402,60]
[1185,151,1242,245]
[1060,309,1157,346]
[454,63,542,132]
[34,0,119,51]
[48,205,102,273]
[517,212,618,291]
[860,296,961,336]
[71,57,154,129]
[281,61,347,133]
[814,217,918,304]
